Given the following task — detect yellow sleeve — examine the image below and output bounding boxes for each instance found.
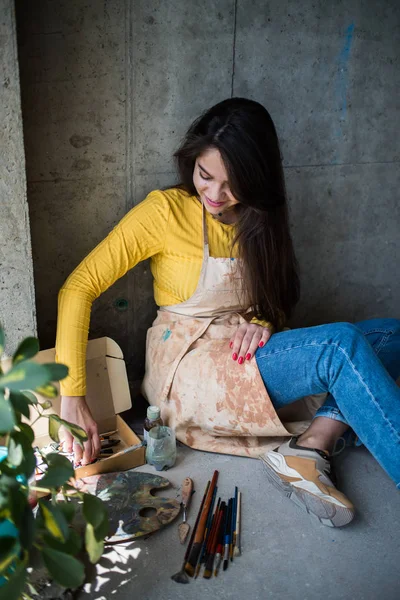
[55,191,170,395]
[250,317,275,332]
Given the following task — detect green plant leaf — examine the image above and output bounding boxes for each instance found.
[5,431,36,479]
[39,453,74,489]
[82,493,109,541]
[35,383,59,398]
[21,390,38,404]
[9,487,28,528]
[18,422,35,445]
[0,476,17,519]
[49,414,88,443]
[39,501,69,542]
[85,523,104,563]
[27,583,38,597]
[0,552,28,600]
[0,391,16,434]
[58,500,76,523]
[12,337,40,365]
[8,391,31,419]
[19,504,35,551]
[39,399,52,409]
[43,363,69,382]
[41,547,85,589]
[0,361,50,392]
[48,414,61,442]
[0,536,20,572]
[7,437,24,467]
[44,527,82,556]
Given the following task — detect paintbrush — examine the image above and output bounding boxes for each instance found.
[230,488,237,561]
[213,503,226,577]
[185,470,219,577]
[231,486,238,559]
[223,498,232,571]
[233,490,242,557]
[101,441,144,460]
[171,481,210,584]
[203,502,224,579]
[195,493,219,578]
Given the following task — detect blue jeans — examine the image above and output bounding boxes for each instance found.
[255,319,400,488]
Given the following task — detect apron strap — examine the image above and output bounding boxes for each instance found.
[202,203,210,258]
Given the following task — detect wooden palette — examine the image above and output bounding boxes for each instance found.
[76,471,181,542]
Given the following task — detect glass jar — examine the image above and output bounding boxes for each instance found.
[143,405,163,444]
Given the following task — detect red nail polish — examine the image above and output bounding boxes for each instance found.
[232,353,238,361]
[259,341,264,347]
[238,357,244,365]
[229,342,233,349]
[246,353,251,360]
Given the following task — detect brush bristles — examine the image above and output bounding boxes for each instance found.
[184,563,195,577]
[233,546,241,557]
[223,560,228,571]
[171,572,190,584]
[203,569,212,579]
[194,565,201,579]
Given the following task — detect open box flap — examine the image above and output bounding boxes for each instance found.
[27,337,132,444]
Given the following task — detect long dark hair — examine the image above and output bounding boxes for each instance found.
[174,98,300,328]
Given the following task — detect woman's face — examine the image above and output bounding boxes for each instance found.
[193,147,239,216]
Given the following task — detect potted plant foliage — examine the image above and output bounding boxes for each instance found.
[0,326,108,599]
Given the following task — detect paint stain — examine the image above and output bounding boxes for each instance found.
[72,159,91,171]
[69,134,92,148]
[162,328,172,342]
[337,23,355,119]
[333,22,355,163]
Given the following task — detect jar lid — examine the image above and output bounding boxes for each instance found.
[147,405,161,420]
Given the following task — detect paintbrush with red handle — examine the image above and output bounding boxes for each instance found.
[203,501,224,578]
[213,502,227,577]
[195,494,219,578]
[185,470,219,577]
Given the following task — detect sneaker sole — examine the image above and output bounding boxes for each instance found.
[260,453,355,528]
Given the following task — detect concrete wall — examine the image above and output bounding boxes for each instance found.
[0,0,36,356]
[16,1,399,385]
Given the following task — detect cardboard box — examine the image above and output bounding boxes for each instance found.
[29,337,145,476]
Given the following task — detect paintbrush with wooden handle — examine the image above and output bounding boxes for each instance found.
[184,470,219,577]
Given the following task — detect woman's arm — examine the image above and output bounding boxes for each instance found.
[56,190,170,464]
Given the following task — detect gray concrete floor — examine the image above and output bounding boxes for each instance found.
[80,441,400,600]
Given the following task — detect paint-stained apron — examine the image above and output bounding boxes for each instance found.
[142,206,323,457]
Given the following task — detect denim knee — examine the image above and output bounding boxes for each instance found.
[327,322,365,354]
[378,318,400,335]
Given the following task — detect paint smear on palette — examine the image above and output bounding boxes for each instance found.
[162,327,172,342]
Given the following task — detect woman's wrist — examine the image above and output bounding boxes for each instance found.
[61,395,86,402]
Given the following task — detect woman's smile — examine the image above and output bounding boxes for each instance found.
[204,195,226,209]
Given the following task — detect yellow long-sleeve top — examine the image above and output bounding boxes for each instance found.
[56,187,272,395]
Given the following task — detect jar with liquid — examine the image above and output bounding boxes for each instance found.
[143,405,163,444]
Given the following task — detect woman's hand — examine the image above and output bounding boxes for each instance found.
[60,396,101,466]
[230,323,272,364]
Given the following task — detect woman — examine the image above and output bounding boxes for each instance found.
[56,98,400,528]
